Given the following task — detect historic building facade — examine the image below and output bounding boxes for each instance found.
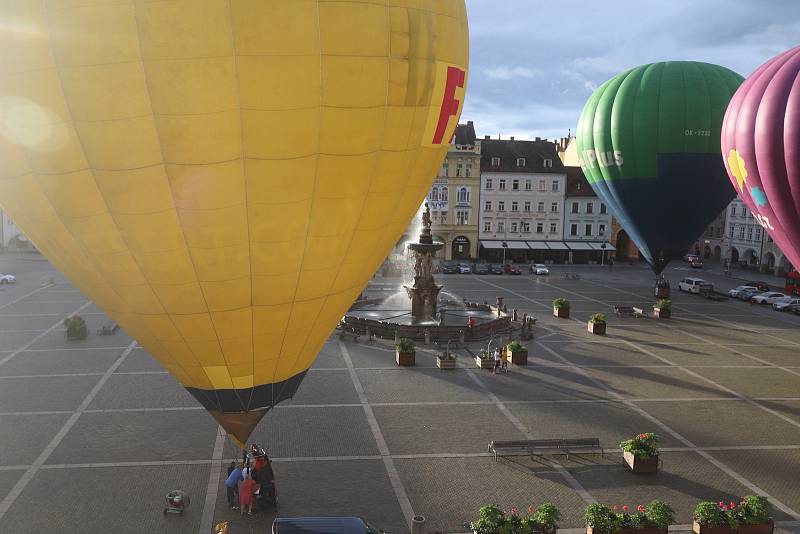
[563,167,613,264]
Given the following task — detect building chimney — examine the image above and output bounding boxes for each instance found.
[510,136,514,141]
[484,135,491,140]
[467,121,473,126]
[535,137,541,142]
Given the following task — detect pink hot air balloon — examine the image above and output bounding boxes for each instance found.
[722,45,800,273]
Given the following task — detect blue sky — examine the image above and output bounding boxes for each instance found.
[463,0,800,140]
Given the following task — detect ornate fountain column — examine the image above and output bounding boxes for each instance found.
[405,203,444,322]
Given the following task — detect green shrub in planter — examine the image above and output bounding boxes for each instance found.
[507,340,526,352]
[585,503,622,532]
[694,502,733,528]
[396,338,415,352]
[739,495,771,525]
[655,299,671,310]
[589,313,607,324]
[620,433,659,459]
[645,501,676,529]
[553,298,570,310]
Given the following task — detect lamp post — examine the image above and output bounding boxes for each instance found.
[502,241,508,265]
[601,242,607,266]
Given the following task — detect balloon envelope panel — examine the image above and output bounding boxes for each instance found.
[0,1,469,445]
[722,45,800,273]
[577,61,743,273]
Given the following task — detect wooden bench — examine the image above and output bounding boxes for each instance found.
[98,321,119,335]
[488,438,603,461]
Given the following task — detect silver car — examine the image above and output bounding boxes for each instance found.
[728,285,757,298]
[772,297,800,311]
[737,287,763,301]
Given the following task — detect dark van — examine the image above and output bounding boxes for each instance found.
[272,517,385,534]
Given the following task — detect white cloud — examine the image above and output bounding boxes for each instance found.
[483,66,542,80]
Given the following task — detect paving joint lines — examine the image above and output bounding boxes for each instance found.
[0,282,54,312]
[0,340,138,521]
[338,340,416,530]
[199,426,227,534]
[472,276,800,520]
[0,301,92,368]
[463,361,597,504]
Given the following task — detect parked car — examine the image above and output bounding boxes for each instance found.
[773,297,800,312]
[457,263,472,274]
[737,287,764,301]
[489,264,504,275]
[678,277,708,294]
[473,263,489,275]
[728,285,758,298]
[0,274,16,284]
[689,258,704,268]
[503,264,521,275]
[750,291,787,305]
[743,280,770,292]
[532,263,549,275]
[440,262,458,274]
[683,254,699,263]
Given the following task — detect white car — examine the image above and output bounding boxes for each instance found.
[457,263,472,274]
[678,277,708,294]
[750,291,787,305]
[773,297,800,312]
[728,285,757,298]
[0,274,16,284]
[532,264,549,275]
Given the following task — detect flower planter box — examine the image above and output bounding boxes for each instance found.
[396,350,415,366]
[692,522,735,534]
[66,327,88,341]
[509,349,528,366]
[436,357,456,369]
[587,526,667,534]
[738,521,774,534]
[553,307,570,319]
[623,450,659,473]
[588,321,606,335]
[475,356,495,369]
[653,307,671,319]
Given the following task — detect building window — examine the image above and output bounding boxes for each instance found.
[466,161,473,177]
[441,159,449,175]
[484,200,492,211]
[511,201,518,212]
[585,223,593,236]
[551,202,558,213]
[537,202,544,213]
[517,158,526,167]
[499,179,506,190]
[571,202,579,214]
[498,222,505,233]
[729,224,735,238]
[484,221,491,232]
[748,210,753,219]
[538,180,546,192]
[586,202,594,214]
[498,201,505,212]
[511,222,518,233]
[550,222,557,233]
[738,226,745,239]
[441,187,448,202]
[598,223,606,236]
[491,157,500,166]
[551,180,559,192]
[525,180,532,191]
[430,187,438,201]
[457,187,469,202]
[570,223,578,236]
[521,222,530,233]
[524,201,531,212]
[747,226,753,241]
[440,214,447,224]
[485,178,493,190]
[543,159,553,168]
[512,179,519,191]
[456,210,469,225]
[755,227,762,241]
[731,205,736,217]
[536,223,543,233]
[600,203,607,214]
[456,160,463,177]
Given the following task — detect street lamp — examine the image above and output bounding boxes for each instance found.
[601,242,607,266]
[501,241,508,265]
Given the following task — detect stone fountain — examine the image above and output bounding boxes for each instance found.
[404,203,443,322]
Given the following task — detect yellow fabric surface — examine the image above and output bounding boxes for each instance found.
[0,1,468,396]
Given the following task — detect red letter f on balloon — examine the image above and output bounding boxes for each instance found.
[424,64,467,147]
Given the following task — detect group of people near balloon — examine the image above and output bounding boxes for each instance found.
[224,444,275,516]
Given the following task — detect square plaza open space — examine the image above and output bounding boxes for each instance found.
[1,255,799,534]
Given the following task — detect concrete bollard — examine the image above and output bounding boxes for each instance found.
[411,515,426,534]
[394,330,399,345]
[424,329,430,345]
[459,329,465,344]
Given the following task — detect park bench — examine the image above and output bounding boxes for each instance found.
[488,438,603,461]
[98,321,119,335]
[614,306,645,318]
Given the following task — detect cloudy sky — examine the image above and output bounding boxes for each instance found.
[463,0,800,141]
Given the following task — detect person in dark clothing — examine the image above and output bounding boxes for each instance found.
[224,462,243,509]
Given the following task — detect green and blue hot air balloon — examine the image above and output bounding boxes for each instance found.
[577,61,744,273]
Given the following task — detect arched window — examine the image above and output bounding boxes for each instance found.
[441,187,448,202]
[430,187,439,201]
[457,187,469,202]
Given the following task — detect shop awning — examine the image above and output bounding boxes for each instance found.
[480,240,504,249]
[546,242,570,250]
[526,241,550,250]
[566,242,594,250]
[587,242,616,251]
[505,241,530,250]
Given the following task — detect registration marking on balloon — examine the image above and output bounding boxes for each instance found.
[424,63,467,147]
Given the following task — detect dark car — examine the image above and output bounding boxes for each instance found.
[743,280,770,292]
[503,264,521,275]
[273,517,384,534]
[489,264,504,275]
[440,262,458,274]
[689,258,703,268]
[473,263,490,275]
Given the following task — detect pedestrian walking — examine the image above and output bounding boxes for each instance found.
[224,462,243,510]
[240,474,258,516]
[493,347,501,374]
[500,346,509,373]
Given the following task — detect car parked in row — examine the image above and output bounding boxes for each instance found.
[737,287,763,301]
[678,277,708,293]
[683,254,699,263]
[689,257,704,268]
[489,264,504,275]
[0,274,16,284]
[750,291,787,305]
[503,264,521,275]
[473,263,490,275]
[439,262,458,274]
[773,297,800,312]
[458,263,472,274]
[532,263,549,275]
[728,285,758,298]
[743,280,770,292]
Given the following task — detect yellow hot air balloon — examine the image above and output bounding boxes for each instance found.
[0,1,468,446]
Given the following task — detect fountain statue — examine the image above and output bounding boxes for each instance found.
[404,203,444,322]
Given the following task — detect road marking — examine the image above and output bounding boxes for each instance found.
[0,282,55,312]
[199,426,227,534]
[0,301,91,369]
[0,341,137,521]
[339,341,416,529]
